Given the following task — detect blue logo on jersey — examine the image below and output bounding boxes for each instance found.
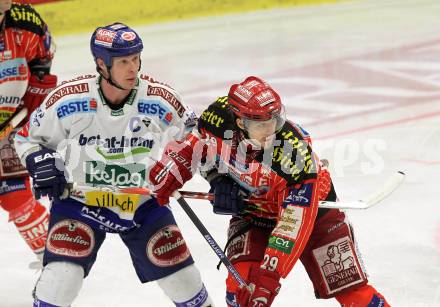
[129,116,142,132]
[283,183,313,207]
[368,294,386,307]
[138,100,173,125]
[0,178,26,195]
[30,107,45,127]
[184,110,197,127]
[0,58,27,81]
[56,98,97,118]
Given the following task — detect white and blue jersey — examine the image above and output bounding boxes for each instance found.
[15,74,197,231]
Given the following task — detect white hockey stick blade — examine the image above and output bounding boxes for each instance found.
[318,171,406,209]
[0,107,28,132]
[10,108,28,128]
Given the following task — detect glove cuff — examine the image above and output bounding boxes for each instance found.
[25,147,64,173]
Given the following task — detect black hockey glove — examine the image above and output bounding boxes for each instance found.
[25,147,67,200]
[209,176,246,215]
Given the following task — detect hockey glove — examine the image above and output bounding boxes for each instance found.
[236,264,281,307]
[25,147,67,200]
[209,175,245,215]
[22,74,57,120]
[149,141,194,205]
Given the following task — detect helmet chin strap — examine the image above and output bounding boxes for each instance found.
[96,65,127,90]
[107,69,127,90]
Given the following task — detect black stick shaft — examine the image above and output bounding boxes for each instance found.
[173,191,248,287]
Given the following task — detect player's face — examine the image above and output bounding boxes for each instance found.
[0,0,12,14]
[247,118,277,142]
[238,117,278,148]
[110,53,140,89]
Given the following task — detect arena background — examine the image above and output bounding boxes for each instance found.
[22,0,342,36]
[3,1,440,306]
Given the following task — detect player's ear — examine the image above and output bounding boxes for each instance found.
[236,118,245,130]
[96,58,108,76]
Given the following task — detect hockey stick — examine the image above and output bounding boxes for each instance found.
[172,191,248,287]
[0,107,28,131]
[67,185,248,286]
[318,171,405,209]
[0,107,28,139]
[181,171,406,209]
[68,171,405,210]
[66,171,404,285]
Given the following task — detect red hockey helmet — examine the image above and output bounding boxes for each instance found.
[228,76,283,121]
[228,76,285,135]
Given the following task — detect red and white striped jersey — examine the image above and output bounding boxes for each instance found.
[0,3,54,178]
[189,96,320,278]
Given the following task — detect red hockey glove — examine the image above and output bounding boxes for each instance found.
[149,141,194,205]
[317,161,332,201]
[22,74,57,119]
[236,265,281,307]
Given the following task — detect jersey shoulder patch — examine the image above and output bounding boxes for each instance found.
[139,74,173,89]
[289,121,312,144]
[143,80,186,118]
[198,96,236,139]
[45,77,93,109]
[6,3,46,36]
[269,121,317,184]
[291,122,310,138]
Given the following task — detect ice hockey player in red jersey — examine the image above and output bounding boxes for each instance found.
[150,76,390,306]
[0,0,56,263]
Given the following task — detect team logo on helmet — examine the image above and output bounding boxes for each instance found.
[243,79,262,89]
[234,85,253,103]
[121,31,136,41]
[255,90,276,107]
[95,29,116,47]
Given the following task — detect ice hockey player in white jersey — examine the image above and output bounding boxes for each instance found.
[14,22,213,307]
